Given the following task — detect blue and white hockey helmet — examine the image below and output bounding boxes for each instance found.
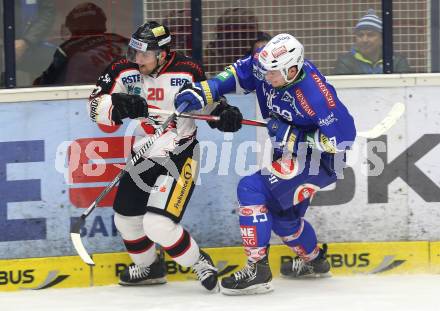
[258,33,304,82]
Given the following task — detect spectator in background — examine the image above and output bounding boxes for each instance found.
[34,2,128,85]
[205,8,260,74]
[334,9,410,74]
[0,0,56,86]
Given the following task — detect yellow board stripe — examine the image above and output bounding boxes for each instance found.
[1,241,439,291]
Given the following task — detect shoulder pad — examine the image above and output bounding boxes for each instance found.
[170,53,205,79]
[109,57,138,72]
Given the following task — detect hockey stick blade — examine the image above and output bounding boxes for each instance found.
[357,102,405,139]
[71,212,96,265]
[71,232,95,266]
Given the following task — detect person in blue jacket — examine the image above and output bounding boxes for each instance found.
[175,33,356,295]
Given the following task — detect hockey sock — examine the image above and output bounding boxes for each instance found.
[143,213,199,267]
[239,205,273,262]
[280,218,319,262]
[114,212,156,265]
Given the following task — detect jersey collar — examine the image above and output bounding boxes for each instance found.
[276,69,306,90]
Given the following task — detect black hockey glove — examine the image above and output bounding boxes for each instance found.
[111,93,148,124]
[207,97,243,132]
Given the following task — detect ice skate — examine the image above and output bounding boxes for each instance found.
[192,250,218,291]
[220,256,274,295]
[281,244,331,278]
[119,257,167,286]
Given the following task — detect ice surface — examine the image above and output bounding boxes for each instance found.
[0,275,438,311]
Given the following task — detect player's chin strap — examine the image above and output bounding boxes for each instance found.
[70,101,190,266]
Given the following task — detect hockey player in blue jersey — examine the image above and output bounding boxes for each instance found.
[175,33,356,295]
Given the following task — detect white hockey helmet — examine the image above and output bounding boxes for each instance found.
[258,33,304,83]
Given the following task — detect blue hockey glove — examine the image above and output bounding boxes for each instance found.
[175,82,207,112]
[266,115,304,154]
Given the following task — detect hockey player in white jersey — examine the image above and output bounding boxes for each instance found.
[87,21,243,291]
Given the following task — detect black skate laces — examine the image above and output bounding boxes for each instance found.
[128,264,151,279]
[233,262,256,281]
[192,254,217,282]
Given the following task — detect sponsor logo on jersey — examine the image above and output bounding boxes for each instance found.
[127,85,141,95]
[294,88,316,117]
[89,97,100,122]
[240,226,258,246]
[121,74,141,85]
[311,72,336,109]
[318,112,338,126]
[98,73,112,85]
[170,77,190,86]
[167,158,196,218]
[216,70,233,81]
[319,134,338,153]
[293,183,320,205]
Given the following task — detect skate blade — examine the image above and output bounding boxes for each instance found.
[280,272,332,279]
[119,277,167,286]
[207,282,220,293]
[220,282,274,296]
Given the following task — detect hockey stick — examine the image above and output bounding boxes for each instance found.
[70,102,189,266]
[357,102,405,138]
[149,108,265,127]
[150,102,405,139]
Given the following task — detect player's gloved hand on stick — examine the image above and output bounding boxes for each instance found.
[174,82,206,112]
[266,113,303,154]
[207,97,243,132]
[111,93,148,124]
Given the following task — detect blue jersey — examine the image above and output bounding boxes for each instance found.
[203,52,356,167]
[228,54,356,151]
